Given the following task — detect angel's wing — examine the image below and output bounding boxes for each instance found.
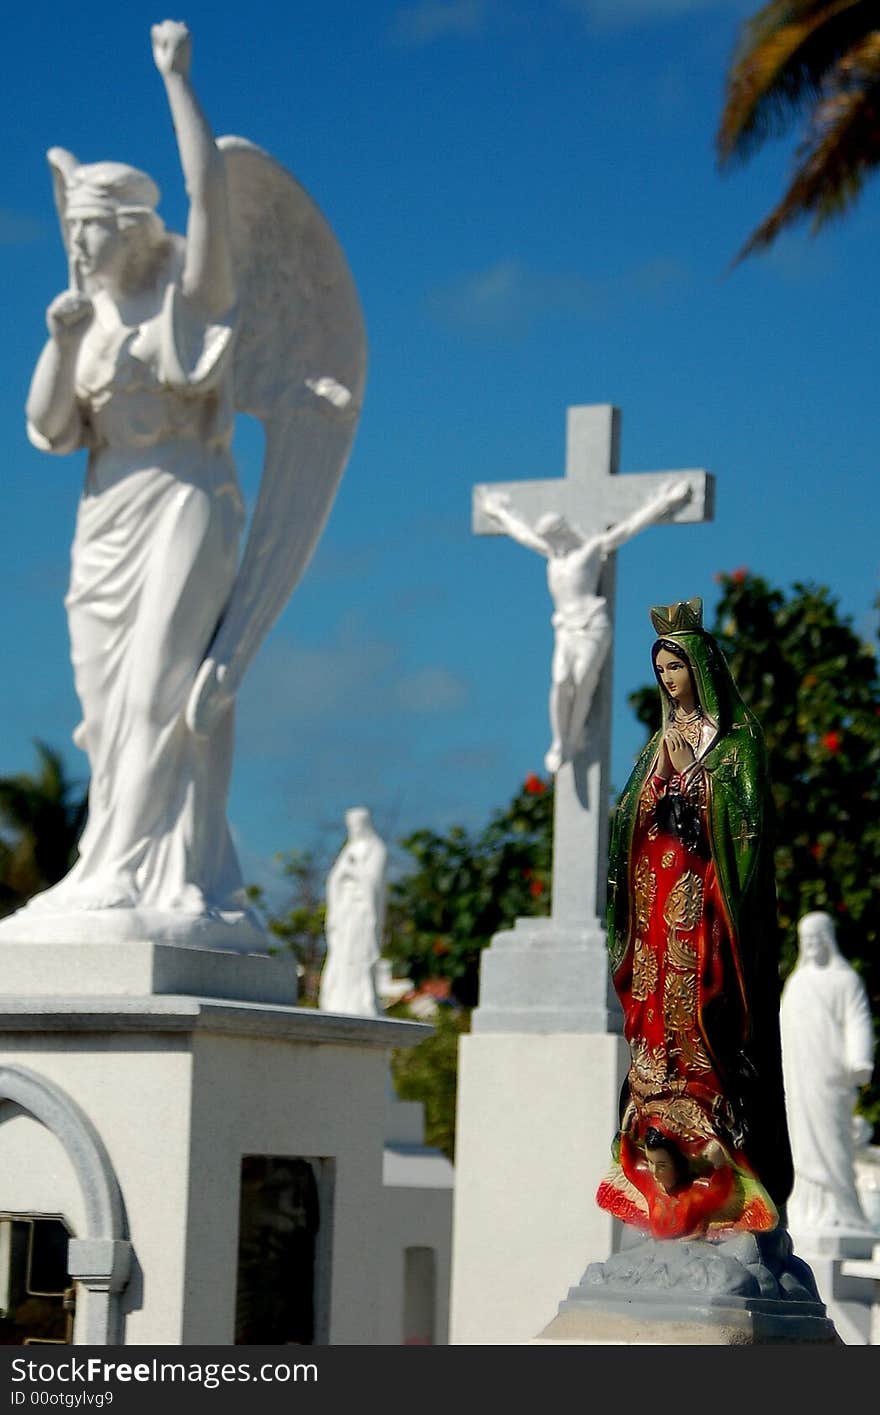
[202,135,366,706]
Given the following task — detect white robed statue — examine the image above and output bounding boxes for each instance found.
[319,809,387,1017]
[5,21,366,949]
[780,910,876,1237]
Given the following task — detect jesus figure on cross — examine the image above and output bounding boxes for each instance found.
[478,477,692,774]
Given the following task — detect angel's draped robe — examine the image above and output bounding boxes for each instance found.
[28,279,246,913]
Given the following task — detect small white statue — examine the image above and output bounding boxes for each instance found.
[9,21,365,943]
[477,479,691,773]
[319,809,388,1017]
[780,910,876,1236]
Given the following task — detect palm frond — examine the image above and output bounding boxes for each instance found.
[734,71,880,258]
[32,740,70,803]
[836,25,880,75]
[745,0,868,46]
[0,742,89,903]
[718,0,876,163]
[0,780,42,832]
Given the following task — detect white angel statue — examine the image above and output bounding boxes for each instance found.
[8,21,366,948]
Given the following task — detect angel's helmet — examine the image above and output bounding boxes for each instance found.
[48,147,168,279]
[62,160,159,221]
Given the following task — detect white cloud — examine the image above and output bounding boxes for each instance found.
[236,621,471,758]
[436,741,506,773]
[562,0,751,27]
[428,258,604,334]
[239,627,397,740]
[390,0,489,45]
[396,666,470,712]
[428,255,687,335]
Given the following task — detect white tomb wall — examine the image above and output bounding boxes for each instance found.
[0,1036,192,1344]
[0,1108,87,1237]
[183,1031,389,1345]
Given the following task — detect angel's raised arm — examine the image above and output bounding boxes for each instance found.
[152,21,234,317]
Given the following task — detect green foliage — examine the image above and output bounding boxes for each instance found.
[629,571,880,1125]
[389,1005,471,1161]
[384,774,553,1005]
[0,741,88,916]
[247,848,329,1006]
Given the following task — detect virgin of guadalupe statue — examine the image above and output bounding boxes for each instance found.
[6,21,365,947]
[318,809,387,1017]
[596,598,794,1240]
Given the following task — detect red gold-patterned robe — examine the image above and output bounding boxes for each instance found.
[597,768,778,1239]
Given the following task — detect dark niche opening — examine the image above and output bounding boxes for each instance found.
[234,1155,329,1345]
[0,1216,75,1345]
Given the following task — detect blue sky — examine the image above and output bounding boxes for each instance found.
[1,0,877,898]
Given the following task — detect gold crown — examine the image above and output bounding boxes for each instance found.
[650,597,703,636]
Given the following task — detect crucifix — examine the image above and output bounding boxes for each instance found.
[474,404,714,935]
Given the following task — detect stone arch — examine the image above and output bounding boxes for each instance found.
[0,1064,131,1344]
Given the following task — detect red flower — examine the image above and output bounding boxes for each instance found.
[422,978,451,998]
[529,879,545,897]
[836,901,849,914]
[524,773,546,795]
[821,731,841,753]
[809,843,823,861]
[731,566,748,584]
[432,939,450,956]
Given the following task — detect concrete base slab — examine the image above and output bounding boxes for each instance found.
[0,906,266,951]
[533,1231,840,1345]
[0,939,299,1006]
[472,918,623,1034]
[533,1303,841,1345]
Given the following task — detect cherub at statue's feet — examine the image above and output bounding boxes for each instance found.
[544,743,563,774]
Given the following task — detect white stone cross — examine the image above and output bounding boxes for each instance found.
[473,403,714,933]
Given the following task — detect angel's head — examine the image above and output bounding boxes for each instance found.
[50,149,171,293]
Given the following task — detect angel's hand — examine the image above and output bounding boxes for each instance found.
[186,657,234,738]
[47,290,93,345]
[151,19,192,77]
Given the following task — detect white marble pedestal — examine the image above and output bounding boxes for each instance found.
[790,1232,880,1345]
[449,1028,629,1345]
